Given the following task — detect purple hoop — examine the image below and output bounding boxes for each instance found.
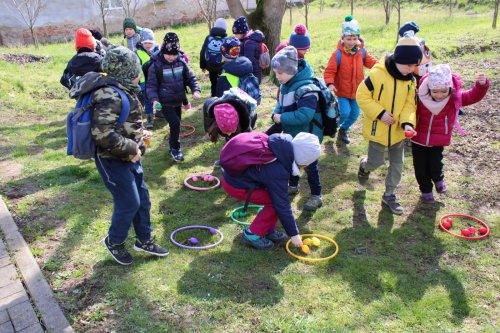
[170,225,224,250]
[183,174,220,191]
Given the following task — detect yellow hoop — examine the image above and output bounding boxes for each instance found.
[285,234,339,263]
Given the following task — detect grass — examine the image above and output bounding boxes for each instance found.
[0,3,499,333]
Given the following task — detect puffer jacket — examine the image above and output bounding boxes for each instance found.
[216,56,253,97]
[240,30,265,78]
[273,59,323,142]
[324,39,377,99]
[412,73,490,147]
[60,48,103,89]
[356,54,417,147]
[69,72,145,161]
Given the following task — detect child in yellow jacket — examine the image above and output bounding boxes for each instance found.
[356,32,422,215]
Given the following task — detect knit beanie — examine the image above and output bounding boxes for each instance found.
[214,103,239,134]
[75,28,96,51]
[428,64,453,89]
[123,17,137,31]
[232,16,249,34]
[221,36,241,59]
[399,21,420,38]
[271,46,298,75]
[102,45,142,83]
[140,28,155,43]
[214,18,228,31]
[292,132,321,167]
[342,15,360,36]
[289,24,311,51]
[393,31,423,65]
[161,32,180,55]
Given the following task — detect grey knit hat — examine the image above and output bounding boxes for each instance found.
[271,46,298,75]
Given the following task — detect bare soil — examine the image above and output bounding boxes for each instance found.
[0,53,52,64]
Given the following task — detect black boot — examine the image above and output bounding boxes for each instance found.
[338,129,350,144]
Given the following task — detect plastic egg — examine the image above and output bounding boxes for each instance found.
[441,221,451,230]
[301,245,310,254]
[478,227,488,235]
[209,228,217,235]
[208,176,214,182]
[192,176,199,182]
[302,238,312,246]
[461,229,471,237]
[310,237,321,247]
[188,237,199,245]
[446,217,453,226]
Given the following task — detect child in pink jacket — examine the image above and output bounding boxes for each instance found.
[411,64,490,203]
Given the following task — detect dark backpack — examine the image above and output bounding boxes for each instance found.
[204,36,223,71]
[295,78,339,138]
[220,132,276,177]
[66,86,130,159]
[244,39,270,70]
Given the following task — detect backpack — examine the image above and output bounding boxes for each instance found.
[295,78,339,138]
[244,39,270,70]
[204,36,223,71]
[67,86,130,160]
[221,72,261,105]
[220,132,276,177]
[335,48,366,69]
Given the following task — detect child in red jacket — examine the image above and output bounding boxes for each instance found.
[411,64,490,203]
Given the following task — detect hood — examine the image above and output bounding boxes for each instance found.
[268,133,294,174]
[282,59,314,91]
[69,72,124,99]
[336,37,365,55]
[222,56,253,76]
[210,27,227,38]
[248,30,265,43]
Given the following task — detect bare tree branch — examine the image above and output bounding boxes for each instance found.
[8,0,46,48]
[122,0,141,18]
[92,0,110,37]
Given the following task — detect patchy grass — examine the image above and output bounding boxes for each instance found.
[0,4,499,333]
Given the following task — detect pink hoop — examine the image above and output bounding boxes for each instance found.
[438,213,490,240]
[183,174,220,191]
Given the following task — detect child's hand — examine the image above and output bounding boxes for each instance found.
[143,130,152,139]
[477,73,487,85]
[327,84,337,94]
[380,112,395,125]
[131,148,142,163]
[184,102,191,111]
[273,113,281,124]
[153,101,161,110]
[291,235,303,248]
[192,91,201,99]
[404,125,417,137]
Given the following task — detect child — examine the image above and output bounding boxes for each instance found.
[399,21,433,85]
[200,18,228,97]
[270,46,324,211]
[135,28,159,129]
[324,16,377,144]
[356,32,423,215]
[146,32,201,162]
[232,16,266,82]
[121,17,141,52]
[60,28,103,90]
[216,36,261,104]
[411,64,490,203]
[69,46,168,265]
[221,132,321,250]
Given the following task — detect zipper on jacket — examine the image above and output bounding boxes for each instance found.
[371,121,377,136]
[378,84,384,101]
[388,78,397,147]
[426,115,434,146]
[444,115,448,134]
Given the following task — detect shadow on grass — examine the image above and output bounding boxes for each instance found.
[332,190,470,324]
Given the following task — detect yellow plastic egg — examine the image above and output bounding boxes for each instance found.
[302,238,312,246]
[311,237,321,247]
[301,244,310,254]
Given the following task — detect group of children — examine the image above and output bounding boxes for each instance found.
[61,15,490,261]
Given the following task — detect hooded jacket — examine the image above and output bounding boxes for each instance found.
[60,48,103,89]
[356,54,417,147]
[222,133,299,237]
[216,56,253,97]
[69,72,145,161]
[199,27,227,71]
[240,30,265,77]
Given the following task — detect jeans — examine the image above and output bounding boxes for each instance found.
[139,82,153,115]
[161,105,182,150]
[364,141,404,195]
[289,160,321,196]
[411,143,444,193]
[337,97,360,131]
[95,156,152,244]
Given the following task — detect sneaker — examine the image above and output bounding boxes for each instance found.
[265,231,287,243]
[240,228,273,250]
[213,159,221,167]
[288,185,299,195]
[421,192,435,203]
[170,148,184,162]
[435,180,447,194]
[103,235,133,265]
[357,158,370,185]
[381,194,404,215]
[133,237,169,256]
[338,129,351,144]
[304,195,323,211]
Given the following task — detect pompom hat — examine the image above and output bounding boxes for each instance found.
[289,24,311,50]
[214,103,239,134]
[428,64,453,89]
[75,28,96,51]
[342,15,361,36]
[399,21,420,38]
[292,132,321,167]
[221,36,241,59]
[162,32,180,55]
[232,16,249,34]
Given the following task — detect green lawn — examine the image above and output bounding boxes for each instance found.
[0,3,499,332]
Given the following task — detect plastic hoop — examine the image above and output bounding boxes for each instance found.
[285,234,339,263]
[183,174,220,191]
[170,225,224,250]
[180,124,196,137]
[438,213,490,240]
[230,205,264,226]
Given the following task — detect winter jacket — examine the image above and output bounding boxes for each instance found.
[146,54,200,106]
[199,27,227,72]
[324,39,377,99]
[222,133,299,237]
[356,54,417,147]
[240,30,265,78]
[69,72,145,161]
[60,48,103,89]
[412,73,490,147]
[216,56,253,97]
[273,59,323,142]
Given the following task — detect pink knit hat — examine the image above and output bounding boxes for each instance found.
[214,103,239,134]
[428,64,453,89]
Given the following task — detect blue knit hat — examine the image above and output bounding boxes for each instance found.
[399,21,420,38]
[394,31,423,65]
[232,16,249,34]
[221,36,241,59]
[289,24,311,50]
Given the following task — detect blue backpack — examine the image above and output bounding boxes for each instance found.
[205,36,223,71]
[335,48,366,69]
[67,86,130,160]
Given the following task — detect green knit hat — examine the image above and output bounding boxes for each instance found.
[102,46,141,83]
[123,17,137,32]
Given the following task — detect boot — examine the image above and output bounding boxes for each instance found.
[338,129,350,144]
[146,114,154,129]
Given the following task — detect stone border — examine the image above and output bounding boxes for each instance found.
[0,198,73,333]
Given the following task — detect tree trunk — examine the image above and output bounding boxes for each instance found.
[29,26,38,49]
[493,0,499,29]
[289,2,292,26]
[351,0,354,16]
[225,0,246,17]
[383,0,391,25]
[396,1,401,44]
[305,0,309,29]
[101,13,108,37]
[320,0,325,13]
[449,0,452,17]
